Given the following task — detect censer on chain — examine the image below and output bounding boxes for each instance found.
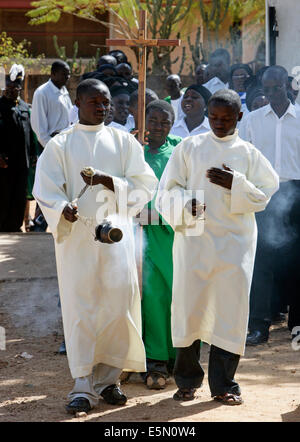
[72,167,123,244]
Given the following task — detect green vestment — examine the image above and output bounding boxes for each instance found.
[142,134,182,362]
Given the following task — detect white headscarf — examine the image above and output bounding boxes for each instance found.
[9,64,25,82]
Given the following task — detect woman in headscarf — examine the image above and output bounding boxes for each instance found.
[170,84,211,138]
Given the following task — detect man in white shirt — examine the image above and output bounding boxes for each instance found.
[203,49,230,95]
[239,65,300,345]
[164,74,185,121]
[31,60,73,148]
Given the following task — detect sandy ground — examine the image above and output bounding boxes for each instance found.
[0,227,300,423]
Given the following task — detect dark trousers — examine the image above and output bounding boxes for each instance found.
[249,181,300,335]
[173,340,241,397]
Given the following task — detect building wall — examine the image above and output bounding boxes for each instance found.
[0,4,108,58]
[270,0,300,74]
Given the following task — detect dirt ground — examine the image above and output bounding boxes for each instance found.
[0,227,300,423]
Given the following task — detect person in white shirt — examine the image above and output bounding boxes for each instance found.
[170,84,211,138]
[128,88,159,131]
[108,86,132,132]
[164,74,185,121]
[195,63,208,86]
[239,65,300,345]
[30,60,73,148]
[229,63,253,116]
[203,49,230,94]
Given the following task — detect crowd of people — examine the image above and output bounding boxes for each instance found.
[0,46,299,414]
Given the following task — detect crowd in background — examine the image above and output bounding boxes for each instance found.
[1,45,300,402]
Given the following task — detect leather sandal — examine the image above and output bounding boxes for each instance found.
[173,388,196,401]
[214,393,243,405]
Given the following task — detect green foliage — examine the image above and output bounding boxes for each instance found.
[27,0,193,74]
[0,31,46,73]
[53,35,100,75]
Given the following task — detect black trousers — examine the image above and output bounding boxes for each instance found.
[249,181,300,334]
[173,340,241,397]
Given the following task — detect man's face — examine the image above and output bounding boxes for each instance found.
[208,103,241,138]
[165,78,181,96]
[75,86,111,125]
[262,74,288,105]
[112,93,130,124]
[208,57,229,83]
[52,67,71,89]
[4,82,22,101]
[195,65,207,85]
[146,108,173,146]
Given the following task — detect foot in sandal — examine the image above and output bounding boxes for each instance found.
[213,392,243,405]
[173,388,197,401]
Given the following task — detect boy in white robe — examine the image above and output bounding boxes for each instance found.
[156,89,279,405]
[33,79,158,414]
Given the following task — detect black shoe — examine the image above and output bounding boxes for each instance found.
[246,330,268,346]
[59,340,67,355]
[65,397,91,414]
[101,384,127,405]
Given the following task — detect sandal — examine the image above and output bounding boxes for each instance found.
[173,388,196,401]
[146,372,167,390]
[214,393,243,406]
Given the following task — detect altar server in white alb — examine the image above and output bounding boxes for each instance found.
[156,89,279,405]
[33,79,158,414]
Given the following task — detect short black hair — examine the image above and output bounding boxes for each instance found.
[146,99,175,124]
[208,89,241,114]
[262,65,289,85]
[110,85,131,98]
[51,60,70,74]
[108,50,128,64]
[76,78,110,99]
[97,55,117,68]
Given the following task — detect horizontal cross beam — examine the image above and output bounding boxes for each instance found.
[106,39,181,48]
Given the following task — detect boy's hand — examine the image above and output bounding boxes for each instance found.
[206,164,233,190]
[80,169,114,192]
[63,203,78,223]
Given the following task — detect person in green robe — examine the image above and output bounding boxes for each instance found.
[140,99,182,390]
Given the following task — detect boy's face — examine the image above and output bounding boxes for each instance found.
[146,108,173,146]
[112,93,130,124]
[208,103,242,138]
[75,86,111,125]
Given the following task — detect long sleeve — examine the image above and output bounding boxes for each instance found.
[30,90,51,148]
[32,138,71,243]
[230,146,279,214]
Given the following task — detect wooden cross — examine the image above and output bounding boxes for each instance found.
[106,9,181,144]
[107,11,180,298]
